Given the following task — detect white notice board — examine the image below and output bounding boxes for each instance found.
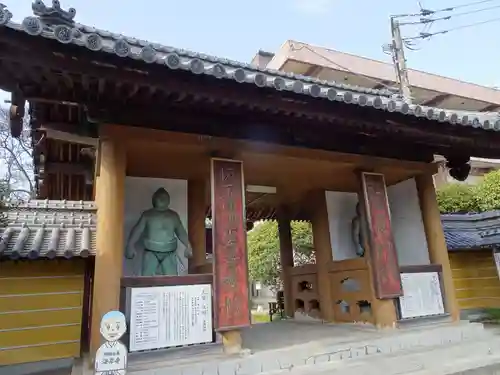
[129,284,213,352]
[399,272,444,319]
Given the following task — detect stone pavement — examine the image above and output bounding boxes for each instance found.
[125,320,495,375]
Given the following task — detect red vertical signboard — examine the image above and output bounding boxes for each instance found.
[211,158,251,331]
[361,172,403,299]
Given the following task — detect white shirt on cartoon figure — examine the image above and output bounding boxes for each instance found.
[95,340,128,375]
[96,310,128,375]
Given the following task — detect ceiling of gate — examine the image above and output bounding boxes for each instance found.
[116,126,429,220]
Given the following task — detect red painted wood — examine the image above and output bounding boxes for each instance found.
[362,172,403,299]
[211,159,251,331]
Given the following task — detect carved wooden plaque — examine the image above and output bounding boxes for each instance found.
[361,172,403,299]
[211,158,251,331]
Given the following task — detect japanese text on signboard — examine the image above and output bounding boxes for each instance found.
[362,173,402,299]
[211,159,250,330]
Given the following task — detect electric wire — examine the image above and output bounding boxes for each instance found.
[399,3,500,25]
[391,0,498,18]
[403,16,500,40]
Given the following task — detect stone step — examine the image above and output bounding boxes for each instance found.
[128,322,490,375]
[271,336,500,375]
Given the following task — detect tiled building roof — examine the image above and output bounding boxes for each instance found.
[442,211,500,251]
[0,199,96,260]
[0,1,499,130]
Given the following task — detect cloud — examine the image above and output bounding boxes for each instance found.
[292,0,334,14]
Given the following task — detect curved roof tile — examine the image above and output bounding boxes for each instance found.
[442,211,500,250]
[0,199,96,260]
[1,1,500,130]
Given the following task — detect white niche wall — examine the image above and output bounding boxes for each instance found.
[325,178,430,266]
[387,178,430,266]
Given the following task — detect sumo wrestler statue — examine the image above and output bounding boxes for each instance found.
[125,188,193,276]
[351,202,366,258]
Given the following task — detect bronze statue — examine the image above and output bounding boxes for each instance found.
[125,188,193,276]
[351,202,366,257]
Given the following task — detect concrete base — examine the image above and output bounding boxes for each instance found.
[0,358,73,375]
[125,320,495,375]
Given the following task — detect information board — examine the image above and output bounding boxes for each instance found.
[129,284,212,352]
[399,272,445,319]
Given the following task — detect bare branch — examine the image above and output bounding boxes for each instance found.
[0,106,35,201]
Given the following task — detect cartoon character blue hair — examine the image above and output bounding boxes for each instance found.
[102,310,125,321]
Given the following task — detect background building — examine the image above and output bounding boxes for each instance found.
[252,41,500,189]
[252,41,500,112]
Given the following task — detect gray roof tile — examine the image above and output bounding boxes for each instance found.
[442,211,500,251]
[0,199,96,260]
[1,1,500,130]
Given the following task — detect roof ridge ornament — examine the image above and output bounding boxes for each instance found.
[0,4,12,26]
[32,0,76,27]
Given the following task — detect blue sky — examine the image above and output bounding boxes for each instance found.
[1,0,498,103]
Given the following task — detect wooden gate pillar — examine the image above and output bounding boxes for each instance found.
[90,138,126,359]
[277,207,295,317]
[416,173,460,321]
[310,191,335,322]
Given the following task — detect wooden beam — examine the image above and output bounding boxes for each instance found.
[94,106,436,162]
[45,161,90,175]
[41,127,98,146]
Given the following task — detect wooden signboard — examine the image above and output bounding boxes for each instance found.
[211,158,251,331]
[361,172,403,299]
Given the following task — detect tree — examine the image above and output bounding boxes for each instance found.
[0,106,35,200]
[436,183,479,213]
[475,170,500,212]
[247,220,315,290]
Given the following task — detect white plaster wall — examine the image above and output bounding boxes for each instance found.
[387,178,430,266]
[325,178,430,265]
[325,191,359,260]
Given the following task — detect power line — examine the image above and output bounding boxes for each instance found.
[391,0,498,18]
[403,16,500,40]
[399,3,500,25]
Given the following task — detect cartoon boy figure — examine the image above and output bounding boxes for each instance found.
[95,311,128,375]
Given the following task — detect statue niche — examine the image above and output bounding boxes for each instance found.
[125,188,193,276]
[351,202,366,258]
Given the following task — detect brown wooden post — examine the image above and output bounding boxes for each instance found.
[416,173,460,321]
[357,172,400,328]
[188,179,208,272]
[211,158,250,354]
[277,207,295,317]
[89,138,126,360]
[310,191,335,322]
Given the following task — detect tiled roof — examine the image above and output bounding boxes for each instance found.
[441,211,500,251]
[0,199,96,260]
[1,1,500,130]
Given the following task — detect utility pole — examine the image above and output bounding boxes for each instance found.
[390,17,412,102]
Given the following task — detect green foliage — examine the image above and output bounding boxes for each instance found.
[437,170,500,214]
[250,312,271,323]
[247,220,314,290]
[436,183,479,213]
[475,170,500,212]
